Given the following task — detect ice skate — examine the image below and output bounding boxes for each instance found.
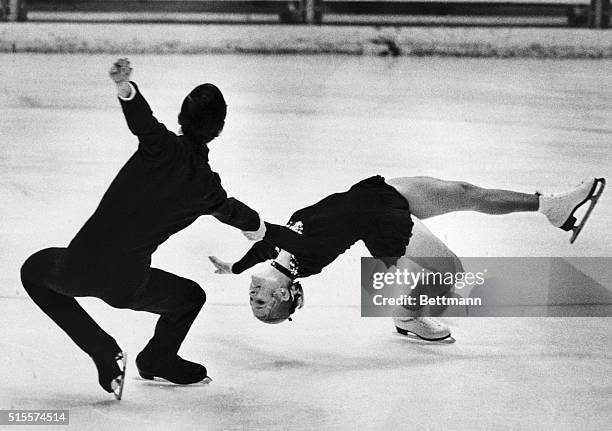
[93,351,127,400]
[539,177,606,243]
[136,351,211,385]
[392,316,452,342]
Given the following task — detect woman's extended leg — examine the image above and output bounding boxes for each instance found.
[386,175,604,242]
[387,175,605,243]
[386,176,538,220]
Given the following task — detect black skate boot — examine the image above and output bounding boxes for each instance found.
[136,350,211,385]
[92,351,127,400]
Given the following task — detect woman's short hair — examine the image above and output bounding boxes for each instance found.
[252,282,304,324]
[178,83,227,144]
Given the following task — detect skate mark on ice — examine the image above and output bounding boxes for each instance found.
[0,340,51,357]
[555,126,612,136]
[11,392,96,408]
[7,181,32,197]
[15,95,109,111]
[90,402,159,427]
[257,359,310,370]
[216,335,467,372]
[17,96,44,109]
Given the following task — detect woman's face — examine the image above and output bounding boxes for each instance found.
[249,274,290,315]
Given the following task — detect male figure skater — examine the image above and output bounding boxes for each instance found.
[20,59,265,399]
[210,175,605,339]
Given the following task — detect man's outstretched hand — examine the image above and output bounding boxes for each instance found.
[209,256,234,274]
[242,218,267,241]
[110,58,133,99]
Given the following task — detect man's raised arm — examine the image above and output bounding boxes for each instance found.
[109,58,173,157]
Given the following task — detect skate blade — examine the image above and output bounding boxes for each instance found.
[137,375,213,385]
[111,352,127,401]
[394,329,456,344]
[570,178,606,244]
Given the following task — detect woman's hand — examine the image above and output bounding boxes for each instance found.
[208,256,234,274]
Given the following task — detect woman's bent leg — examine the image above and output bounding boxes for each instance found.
[392,218,463,340]
[399,218,463,309]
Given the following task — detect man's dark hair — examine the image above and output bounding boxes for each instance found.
[178,83,227,145]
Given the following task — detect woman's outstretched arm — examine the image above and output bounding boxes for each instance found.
[210,222,322,274]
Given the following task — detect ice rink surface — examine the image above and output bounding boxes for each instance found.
[1,54,611,430]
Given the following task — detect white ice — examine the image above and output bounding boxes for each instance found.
[1,54,611,430]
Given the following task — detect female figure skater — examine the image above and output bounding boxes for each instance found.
[209,175,605,340]
[20,59,266,399]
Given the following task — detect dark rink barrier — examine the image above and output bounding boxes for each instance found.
[4,0,610,27]
[361,257,612,317]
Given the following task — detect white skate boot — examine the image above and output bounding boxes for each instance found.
[539,177,606,243]
[392,316,452,341]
